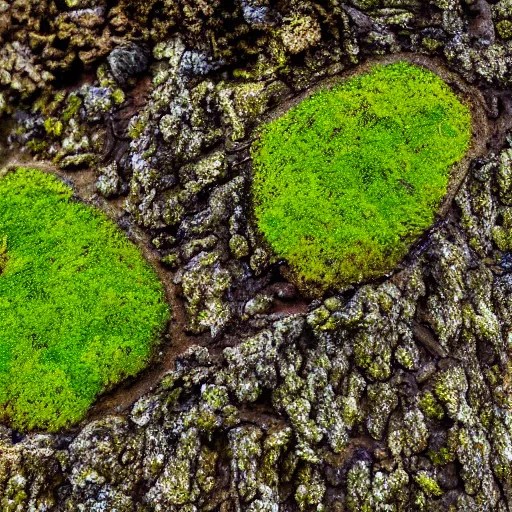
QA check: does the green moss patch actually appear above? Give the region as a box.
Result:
[0,168,169,431]
[251,62,472,294]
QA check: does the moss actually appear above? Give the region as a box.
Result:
[43,117,63,137]
[251,62,471,294]
[414,471,443,497]
[0,168,169,431]
[62,94,82,122]
[0,236,7,273]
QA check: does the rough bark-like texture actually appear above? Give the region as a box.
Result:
[1,0,512,510]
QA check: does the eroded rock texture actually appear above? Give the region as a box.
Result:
[1,0,512,510]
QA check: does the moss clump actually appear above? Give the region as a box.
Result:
[0,168,169,431]
[43,117,63,137]
[0,236,7,273]
[62,93,82,122]
[251,62,471,293]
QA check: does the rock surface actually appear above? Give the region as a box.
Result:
[1,0,512,510]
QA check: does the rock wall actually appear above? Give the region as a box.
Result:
[1,0,512,510]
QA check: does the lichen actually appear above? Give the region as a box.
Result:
[414,471,443,497]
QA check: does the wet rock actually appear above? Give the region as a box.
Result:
[107,43,150,86]
[96,161,123,197]
[2,0,512,510]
